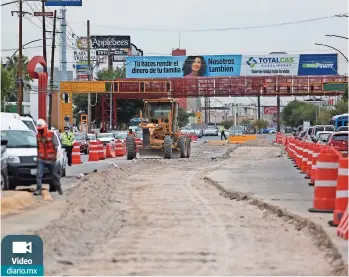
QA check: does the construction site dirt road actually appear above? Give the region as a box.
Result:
[2,140,346,276]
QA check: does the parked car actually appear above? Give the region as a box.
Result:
[20,114,37,134]
[327,132,348,152]
[87,133,97,142]
[74,132,89,154]
[1,112,67,190]
[310,125,335,140]
[97,132,116,146]
[229,126,244,136]
[302,127,314,141]
[203,125,218,136]
[337,126,348,132]
[113,131,128,142]
[295,130,307,141]
[312,131,332,145]
[1,139,9,190]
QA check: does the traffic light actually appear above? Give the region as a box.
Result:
[263,85,267,94]
[287,85,291,93]
[140,82,145,92]
[166,81,171,92]
[310,85,314,92]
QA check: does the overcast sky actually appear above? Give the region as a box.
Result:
[1,0,348,105]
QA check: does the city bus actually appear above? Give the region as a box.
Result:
[330,113,348,130]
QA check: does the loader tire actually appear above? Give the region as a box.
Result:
[164,136,173,159]
[179,136,187,158]
[186,139,191,158]
[126,135,136,160]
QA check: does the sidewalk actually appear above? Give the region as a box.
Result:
[206,145,348,269]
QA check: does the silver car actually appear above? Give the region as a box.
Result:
[203,126,218,136]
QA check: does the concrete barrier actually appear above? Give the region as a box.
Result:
[228,135,247,144]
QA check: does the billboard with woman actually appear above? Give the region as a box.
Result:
[125,55,242,78]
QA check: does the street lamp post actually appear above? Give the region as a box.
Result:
[314,43,348,62]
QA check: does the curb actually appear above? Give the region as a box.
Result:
[1,189,53,218]
[204,176,348,276]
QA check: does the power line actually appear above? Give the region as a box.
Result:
[69,13,348,33]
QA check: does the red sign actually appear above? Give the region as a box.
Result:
[77,74,88,79]
[264,106,277,115]
[34,11,54,17]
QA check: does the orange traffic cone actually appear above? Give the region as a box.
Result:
[114,140,124,156]
[106,143,116,158]
[337,206,348,240]
[329,157,348,226]
[309,148,340,213]
[72,142,82,165]
[88,141,99,162]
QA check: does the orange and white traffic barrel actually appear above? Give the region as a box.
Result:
[72,142,82,165]
[88,141,99,162]
[329,157,348,226]
[309,144,322,186]
[309,148,340,213]
[97,140,105,160]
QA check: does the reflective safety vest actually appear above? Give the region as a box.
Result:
[37,131,57,162]
[61,132,74,146]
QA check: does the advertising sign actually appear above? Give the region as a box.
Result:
[126,55,242,78]
[34,11,53,16]
[241,55,300,76]
[90,36,130,49]
[264,106,277,115]
[73,50,96,61]
[298,54,337,76]
[45,0,82,6]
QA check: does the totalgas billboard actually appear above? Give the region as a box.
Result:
[125,54,338,78]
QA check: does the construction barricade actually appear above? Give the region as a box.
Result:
[105,143,116,158]
[88,141,99,162]
[72,142,82,165]
[309,148,340,213]
[337,207,348,240]
[97,140,105,160]
[114,140,126,156]
[309,144,322,186]
[228,135,247,144]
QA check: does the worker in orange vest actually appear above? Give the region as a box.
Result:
[34,119,63,195]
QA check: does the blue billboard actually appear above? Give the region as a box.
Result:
[45,0,82,6]
[298,54,338,76]
[126,55,242,78]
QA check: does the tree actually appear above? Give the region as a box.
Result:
[252,119,268,131]
[220,120,234,129]
[178,108,193,127]
[282,100,318,127]
[1,55,32,104]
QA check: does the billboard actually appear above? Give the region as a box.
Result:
[298,54,338,76]
[125,54,338,78]
[126,55,242,78]
[90,36,131,49]
[241,55,300,76]
[45,0,82,6]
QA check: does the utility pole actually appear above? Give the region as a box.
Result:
[108,46,113,131]
[87,20,91,129]
[257,95,261,119]
[60,6,67,81]
[42,0,47,72]
[48,10,57,129]
[11,0,30,114]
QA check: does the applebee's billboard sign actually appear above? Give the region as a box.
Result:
[90,36,130,49]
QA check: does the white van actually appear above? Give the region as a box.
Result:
[20,114,37,134]
[1,112,67,190]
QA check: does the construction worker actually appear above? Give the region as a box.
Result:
[35,119,63,195]
[219,125,227,140]
[61,126,75,166]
